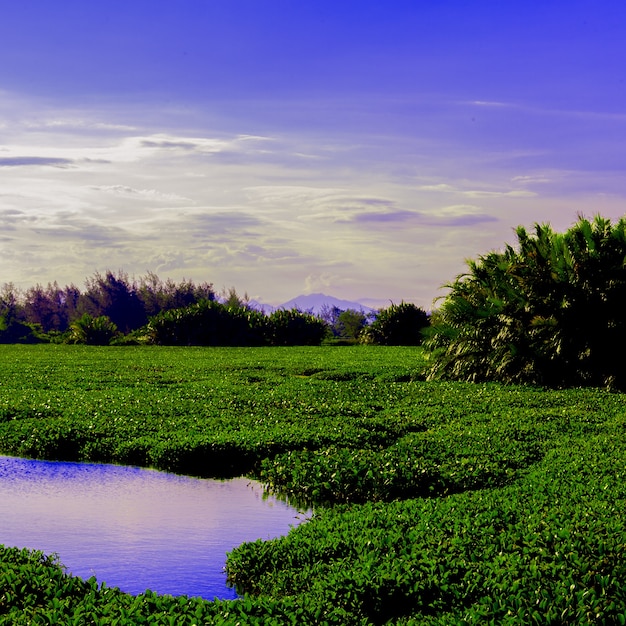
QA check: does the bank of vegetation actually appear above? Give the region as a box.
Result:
[2,215,626,623]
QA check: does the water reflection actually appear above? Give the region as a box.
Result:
[0,455,310,600]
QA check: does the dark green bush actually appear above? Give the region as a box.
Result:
[265,309,328,346]
[67,314,119,346]
[426,215,626,388]
[361,302,429,345]
[146,299,267,346]
[0,317,43,344]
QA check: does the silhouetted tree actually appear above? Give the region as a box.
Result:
[137,272,215,316]
[318,304,343,330]
[22,282,79,332]
[0,283,22,323]
[79,271,146,333]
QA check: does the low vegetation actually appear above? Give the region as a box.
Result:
[1,345,625,623]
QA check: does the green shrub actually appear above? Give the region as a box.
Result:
[265,309,328,346]
[426,215,626,388]
[146,299,267,346]
[361,302,429,345]
[0,317,43,344]
[67,314,119,346]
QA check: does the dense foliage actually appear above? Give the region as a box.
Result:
[362,302,429,346]
[1,270,432,347]
[68,314,120,346]
[426,215,626,388]
[319,305,370,342]
[0,271,215,339]
[147,302,328,347]
[1,345,625,623]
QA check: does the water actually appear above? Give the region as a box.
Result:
[0,455,309,600]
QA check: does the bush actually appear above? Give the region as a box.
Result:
[146,299,266,346]
[265,309,328,346]
[0,317,43,344]
[362,302,429,345]
[426,215,626,388]
[67,314,119,346]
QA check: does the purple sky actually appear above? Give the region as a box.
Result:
[1,1,625,308]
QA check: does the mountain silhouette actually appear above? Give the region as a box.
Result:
[277,293,375,315]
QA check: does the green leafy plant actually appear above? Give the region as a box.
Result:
[361,301,429,345]
[426,215,626,388]
[68,314,119,346]
[265,309,328,346]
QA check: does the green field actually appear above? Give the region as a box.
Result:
[1,345,625,624]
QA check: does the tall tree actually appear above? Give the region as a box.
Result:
[79,271,146,333]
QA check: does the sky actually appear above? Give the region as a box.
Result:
[1,1,626,309]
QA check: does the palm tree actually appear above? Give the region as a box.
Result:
[426,215,626,389]
[68,314,118,345]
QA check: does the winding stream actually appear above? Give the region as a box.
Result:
[0,455,309,600]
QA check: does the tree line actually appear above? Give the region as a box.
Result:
[0,271,215,342]
[0,270,430,346]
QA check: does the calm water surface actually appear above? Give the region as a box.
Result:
[0,455,309,600]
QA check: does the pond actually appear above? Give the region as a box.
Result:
[0,455,310,600]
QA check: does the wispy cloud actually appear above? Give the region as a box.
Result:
[0,156,74,168]
[463,189,536,198]
[349,204,497,228]
[2,89,626,307]
[415,182,536,198]
[89,185,192,203]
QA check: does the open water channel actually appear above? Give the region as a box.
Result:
[0,455,310,600]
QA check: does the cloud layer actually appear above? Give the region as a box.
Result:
[1,94,626,308]
[1,1,626,306]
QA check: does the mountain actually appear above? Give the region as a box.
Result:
[276,293,376,315]
[247,299,276,314]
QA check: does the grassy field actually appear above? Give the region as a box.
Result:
[0,345,625,624]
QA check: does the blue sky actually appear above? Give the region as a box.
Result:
[1,1,625,308]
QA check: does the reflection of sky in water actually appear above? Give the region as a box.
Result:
[0,456,310,599]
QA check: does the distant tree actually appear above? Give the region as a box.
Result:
[336,309,368,340]
[0,283,23,324]
[0,271,218,343]
[23,284,59,332]
[136,272,169,318]
[137,272,215,316]
[318,305,369,341]
[79,271,146,333]
[425,215,626,388]
[22,282,78,332]
[318,304,343,330]
[220,286,251,309]
[362,302,429,345]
